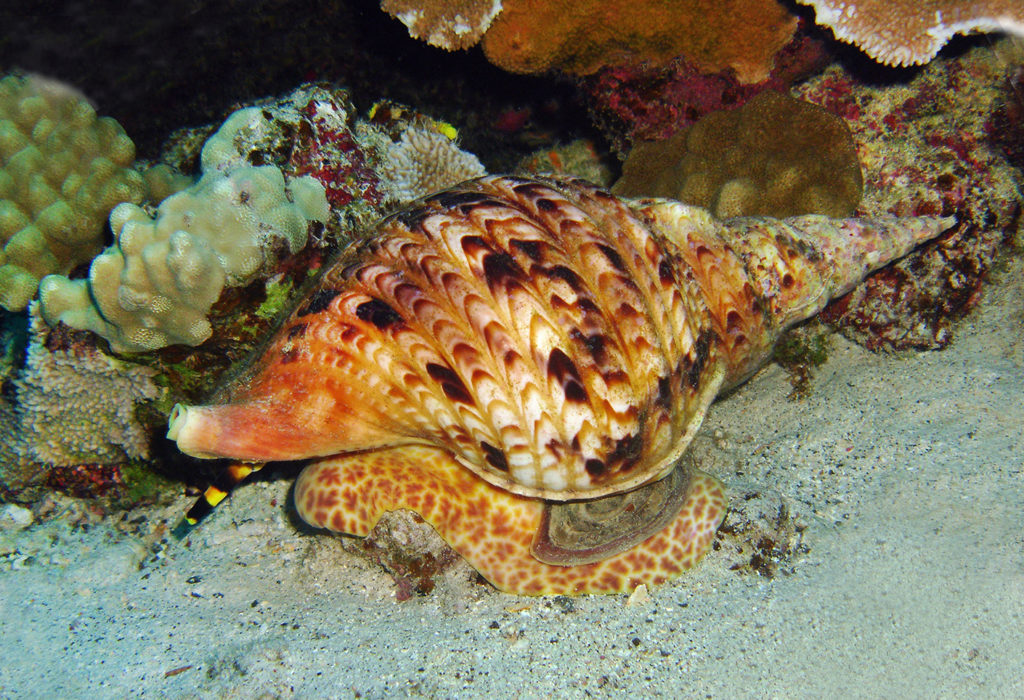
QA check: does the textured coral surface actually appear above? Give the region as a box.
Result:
[797,44,1022,349]
[798,0,1024,66]
[381,0,503,50]
[579,30,830,153]
[0,74,149,311]
[613,91,863,218]
[481,0,797,82]
[0,307,161,497]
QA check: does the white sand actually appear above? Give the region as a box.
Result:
[1,251,1021,698]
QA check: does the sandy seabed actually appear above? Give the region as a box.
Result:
[0,249,1021,698]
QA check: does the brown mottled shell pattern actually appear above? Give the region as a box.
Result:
[247,175,722,499]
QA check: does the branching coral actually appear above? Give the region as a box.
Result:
[0,73,187,312]
[797,0,1024,67]
[480,0,798,82]
[613,91,863,218]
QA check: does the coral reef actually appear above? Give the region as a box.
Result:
[33,90,338,354]
[480,0,797,82]
[579,30,831,154]
[517,139,614,186]
[0,73,187,312]
[0,305,162,497]
[798,42,1022,349]
[38,163,328,353]
[381,0,504,50]
[797,0,1024,67]
[612,90,863,218]
[987,42,1024,172]
[376,123,485,202]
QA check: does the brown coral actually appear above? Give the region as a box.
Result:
[480,0,798,83]
[612,90,863,219]
[798,0,1024,67]
[381,0,503,50]
[0,305,162,498]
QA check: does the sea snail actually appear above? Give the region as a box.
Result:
[168,175,951,595]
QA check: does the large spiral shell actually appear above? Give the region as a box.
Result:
[169,174,951,503]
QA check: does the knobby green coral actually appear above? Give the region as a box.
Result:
[0,73,187,312]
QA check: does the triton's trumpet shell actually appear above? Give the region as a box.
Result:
[169,175,950,594]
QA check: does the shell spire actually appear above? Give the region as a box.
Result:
[632,199,953,387]
[168,175,952,502]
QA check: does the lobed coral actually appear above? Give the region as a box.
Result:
[38,164,328,353]
[36,83,489,355]
[797,0,1024,67]
[613,90,863,219]
[0,73,186,312]
[480,0,798,82]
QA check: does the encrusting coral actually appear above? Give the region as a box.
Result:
[578,34,832,155]
[613,91,863,219]
[797,0,1024,67]
[0,73,187,312]
[480,0,798,82]
[0,305,161,496]
[797,42,1023,350]
[37,106,330,353]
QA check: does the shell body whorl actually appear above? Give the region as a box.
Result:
[169,175,952,502]
[172,175,726,499]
